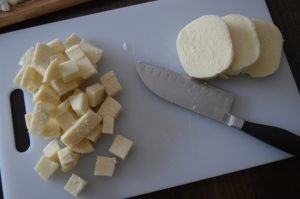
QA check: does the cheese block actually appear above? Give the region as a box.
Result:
[43,139,61,162]
[59,60,81,83]
[100,71,122,97]
[109,134,133,160]
[29,102,54,135]
[76,56,98,80]
[86,83,106,107]
[69,92,89,116]
[64,174,87,197]
[13,65,27,86]
[51,78,79,96]
[47,39,66,55]
[34,155,59,181]
[43,59,61,83]
[50,53,67,64]
[94,156,117,177]
[70,139,95,154]
[61,110,102,147]
[20,66,37,91]
[57,147,80,172]
[79,41,103,64]
[245,20,283,77]
[176,15,234,79]
[64,33,81,49]
[32,43,51,75]
[86,124,102,143]
[102,117,114,134]
[97,96,122,119]
[29,72,43,94]
[54,109,77,131]
[65,45,85,61]
[42,118,62,139]
[33,85,60,105]
[222,14,260,74]
[19,47,35,67]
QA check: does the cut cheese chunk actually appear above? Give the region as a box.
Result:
[176,15,233,78]
[32,43,51,75]
[25,113,32,130]
[30,72,43,93]
[13,65,27,86]
[43,139,61,162]
[43,59,61,83]
[19,47,35,67]
[20,66,37,90]
[79,41,103,64]
[54,109,77,131]
[222,14,260,74]
[245,20,283,77]
[100,71,122,97]
[109,134,133,160]
[64,33,81,48]
[76,56,97,80]
[29,102,54,135]
[102,117,114,134]
[50,53,67,64]
[42,118,62,139]
[51,78,79,96]
[47,39,66,54]
[34,155,59,181]
[70,139,94,154]
[94,156,117,176]
[33,85,60,105]
[61,110,102,147]
[64,174,87,197]
[97,96,122,119]
[86,124,102,143]
[59,60,81,83]
[58,147,80,172]
[69,92,89,116]
[86,83,106,107]
[65,44,85,61]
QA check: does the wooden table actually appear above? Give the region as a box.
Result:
[1,0,300,198]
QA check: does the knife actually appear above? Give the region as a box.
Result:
[136,62,300,157]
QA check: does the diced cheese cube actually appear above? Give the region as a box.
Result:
[47,39,66,54]
[109,134,133,160]
[51,78,79,96]
[29,72,43,93]
[34,155,59,181]
[94,156,117,177]
[43,139,61,162]
[13,65,27,86]
[97,96,122,119]
[19,47,35,67]
[25,113,32,130]
[61,110,102,147]
[86,124,102,143]
[86,83,106,107]
[102,117,114,134]
[33,85,60,105]
[43,59,61,83]
[70,139,94,154]
[58,147,80,172]
[100,71,122,97]
[20,66,37,90]
[59,60,80,83]
[50,53,67,64]
[69,93,89,116]
[42,118,62,139]
[53,100,70,116]
[54,109,77,131]
[79,41,103,64]
[64,33,81,48]
[64,174,87,197]
[29,102,54,135]
[32,43,51,75]
[65,45,85,61]
[76,56,97,80]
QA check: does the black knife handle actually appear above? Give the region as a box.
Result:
[241,121,300,157]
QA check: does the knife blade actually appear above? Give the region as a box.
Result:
[136,61,300,157]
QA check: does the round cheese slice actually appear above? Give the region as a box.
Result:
[176,15,233,79]
[222,14,261,74]
[245,20,283,78]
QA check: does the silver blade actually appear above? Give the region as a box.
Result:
[136,62,234,123]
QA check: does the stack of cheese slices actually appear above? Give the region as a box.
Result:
[14,33,133,197]
[176,14,284,79]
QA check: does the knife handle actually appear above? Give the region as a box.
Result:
[242,121,300,157]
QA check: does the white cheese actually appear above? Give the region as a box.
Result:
[100,71,122,97]
[109,134,133,160]
[102,117,114,135]
[34,155,59,181]
[64,174,87,197]
[94,156,117,177]
[86,83,106,107]
[97,96,122,119]
[79,41,103,64]
[43,139,61,162]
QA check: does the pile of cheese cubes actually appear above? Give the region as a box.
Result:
[13,33,133,197]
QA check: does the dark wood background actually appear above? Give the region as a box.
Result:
[1,0,300,198]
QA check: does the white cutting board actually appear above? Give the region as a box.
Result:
[1,0,300,198]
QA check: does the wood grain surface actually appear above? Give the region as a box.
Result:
[1,0,300,199]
